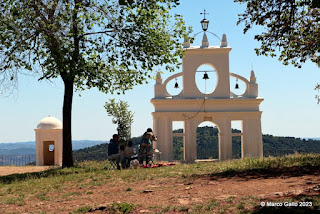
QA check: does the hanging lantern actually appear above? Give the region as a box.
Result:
[200,9,209,31]
[235,78,239,89]
[174,78,179,89]
[201,19,209,31]
[203,72,209,80]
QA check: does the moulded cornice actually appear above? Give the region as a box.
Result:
[184,46,232,54]
[34,129,63,131]
[151,111,263,119]
[150,98,264,105]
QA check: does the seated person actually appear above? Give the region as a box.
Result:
[107,134,120,169]
[122,141,135,168]
[138,132,152,165]
[125,141,135,158]
[119,145,126,168]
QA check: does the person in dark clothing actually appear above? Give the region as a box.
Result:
[107,134,120,169]
[108,134,119,156]
[138,132,153,165]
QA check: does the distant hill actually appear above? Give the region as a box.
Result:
[73,143,109,162]
[304,138,320,141]
[0,148,36,155]
[72,127,320,162]
[0,140,105,155]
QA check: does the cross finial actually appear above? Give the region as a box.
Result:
[200,9,209,19]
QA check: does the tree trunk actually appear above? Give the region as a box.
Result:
[62,78,74,167]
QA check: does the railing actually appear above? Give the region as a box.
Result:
[0,154,36,166]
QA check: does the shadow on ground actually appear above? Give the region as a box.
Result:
[194,165,320,181]
[0,168,70,184]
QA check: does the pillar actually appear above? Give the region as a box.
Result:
[160,117,173,161]
[152,115,159,150]
[155,116,166,160]
[242,117,263,158]
[184,119,197,162]
[218,118,232,160]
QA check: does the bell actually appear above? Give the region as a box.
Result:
[174,82,179,89]
[203,72,209,80]
[235,78,239,89]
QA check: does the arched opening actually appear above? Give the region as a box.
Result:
[172,121,184,161]
[43,141,54,165]
[196,121,219,160]
[195,64,217,95]
[230,76,247,97]
[166,76,183,97]
[231,120,243,159]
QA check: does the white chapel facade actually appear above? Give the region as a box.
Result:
[151,18,264,162]
[35,116,63,166]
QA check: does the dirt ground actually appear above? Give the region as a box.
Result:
[1,166,320,213]
[0,166,52,176]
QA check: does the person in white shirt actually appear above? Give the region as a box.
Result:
[125,141,135,158]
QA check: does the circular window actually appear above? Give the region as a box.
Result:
[230,76,247,97]
[195,64,217,95]
[166,76,183,97]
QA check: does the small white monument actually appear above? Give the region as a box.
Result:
[35,116,62,166]
[151,15,264,162]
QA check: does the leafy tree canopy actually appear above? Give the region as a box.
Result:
[0,0,190,167]
[235,0,319,68]
[0,0,189,93]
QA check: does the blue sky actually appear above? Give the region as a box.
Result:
[0,0,319,143]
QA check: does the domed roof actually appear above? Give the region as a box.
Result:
[37,116,62,129]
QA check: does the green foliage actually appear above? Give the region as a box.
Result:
[0,0,190,93]
[105,99,134,143]
[236,203,245,210]
[73,143,109,162]
[315,83,320,104]
[174,206,189,212]
[71,206,92,214]
[173,126,248,160]
[235,0,320,68]
[236,0,320,104]
[205,200,220,211]
[107,202,135,214]
[262,134,320,157]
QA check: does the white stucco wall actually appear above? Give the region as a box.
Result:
[151,36,264,162]
[35,116,63,166]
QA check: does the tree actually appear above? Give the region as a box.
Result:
[0,0,189,167]
[235,0,319,68]
[235,0,319,103]
[105,99,134,143]
[316,83,320,104]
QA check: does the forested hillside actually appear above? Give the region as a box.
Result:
[73,127,320,162]
[73,143,109,162]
